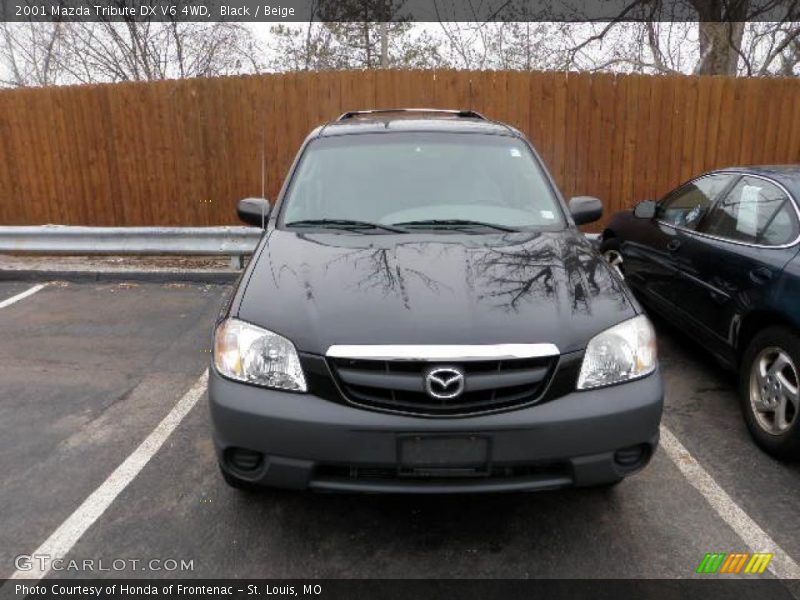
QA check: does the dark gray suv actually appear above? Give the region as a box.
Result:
[210,109,663,493]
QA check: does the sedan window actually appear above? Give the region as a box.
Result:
[700,176,799,246]
[657,174,733,230]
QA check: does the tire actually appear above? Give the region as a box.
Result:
[739,326,800,461]
[599,237,624,278]
[219,463,261,492]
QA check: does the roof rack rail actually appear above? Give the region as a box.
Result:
[336,108,487,121]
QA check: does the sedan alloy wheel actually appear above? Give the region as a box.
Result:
[749,346,799,435]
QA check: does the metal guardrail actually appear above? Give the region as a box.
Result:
[0,225,263,256]
[0,225,601,261]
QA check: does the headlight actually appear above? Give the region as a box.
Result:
[577,315,657,390]
[213,318,307,392]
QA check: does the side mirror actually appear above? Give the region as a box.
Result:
[633,200,657,219]
[569,196,603,226]
[237,197,271,228]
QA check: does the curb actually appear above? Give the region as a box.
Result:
[0,269,241,284]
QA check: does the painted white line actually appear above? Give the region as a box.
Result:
[660,424,800,579]
[0,284,46,309]
[11,370,209,581]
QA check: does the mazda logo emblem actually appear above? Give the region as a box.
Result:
[424,366,465,400]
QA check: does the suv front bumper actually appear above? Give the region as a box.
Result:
[209,368,663,493]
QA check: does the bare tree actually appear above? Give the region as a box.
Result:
[436,21,492,69]
[267,22,342,71]
[54,19,261,83]
[563,0,800,76]
[1,22,65,87]
[484,22,569,70]
[433,0,495,70]
[266,1,445,71]
[1,6,262,87]
[742,19,800,75]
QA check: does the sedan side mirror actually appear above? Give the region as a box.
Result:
[568,196,603,226]
[633,200,657,219]
[237,197,271,228]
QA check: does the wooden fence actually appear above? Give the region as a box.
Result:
[1,70,799,231]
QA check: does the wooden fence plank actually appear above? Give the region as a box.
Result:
[739,77,761,167]
[715,76,739,170]
[679,75,700,183]
[643,75,665,201]
[786,79,800,163]
[633,74,653,203]
[652,74,673,199]
[527,71,548,164]
[590,73,615,208]
[691,75,712,178]
[703,76,725,174]
[608,75,627,211]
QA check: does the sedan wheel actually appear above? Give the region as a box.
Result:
[599,239,624,279]
[604,249,624,275]
[749,347,799,435]
[740,326,800,460]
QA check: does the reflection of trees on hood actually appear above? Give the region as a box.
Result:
[471,233,557,311]
[266,243,439,309]
[473,232,628,315]
[330,244,448,310]
[267,261,318,303]
[559,234,629,315]
[560,236,596,315]
[274,231,628,315]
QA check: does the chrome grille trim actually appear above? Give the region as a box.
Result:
[326,343,560,361]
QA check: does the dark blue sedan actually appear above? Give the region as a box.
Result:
[602,166,800,459]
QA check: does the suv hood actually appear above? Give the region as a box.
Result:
[236,229,637,355]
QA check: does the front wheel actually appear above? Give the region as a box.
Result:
[599,238,624,278]
[739,326,800,460]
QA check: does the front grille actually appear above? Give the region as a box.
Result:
[329,356,556,415]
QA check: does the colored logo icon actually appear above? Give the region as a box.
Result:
[696,552,773,574]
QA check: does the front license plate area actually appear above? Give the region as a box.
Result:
[398,435,490,477]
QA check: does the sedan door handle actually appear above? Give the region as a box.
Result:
[666,239,681,252]
[749,267,773,285]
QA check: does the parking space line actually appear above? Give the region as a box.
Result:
[0,284,46,309]
[660,425,800,579]
[10,370,209,582]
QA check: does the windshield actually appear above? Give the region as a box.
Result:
[280,133,566,231]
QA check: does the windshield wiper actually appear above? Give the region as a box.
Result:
[284,219,407,233]
[390,219,517,232]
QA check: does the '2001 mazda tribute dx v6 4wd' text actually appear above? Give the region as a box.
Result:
[210,109,663,493]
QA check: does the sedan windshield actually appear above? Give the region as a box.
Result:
[280,133,565,231]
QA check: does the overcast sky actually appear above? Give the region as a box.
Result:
[3,21,795,86]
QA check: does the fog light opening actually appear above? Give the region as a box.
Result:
[614,444,649,470]
[224,447,264,474]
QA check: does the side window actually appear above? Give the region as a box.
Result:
[658,174,732,230]
[701,176,799,245]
